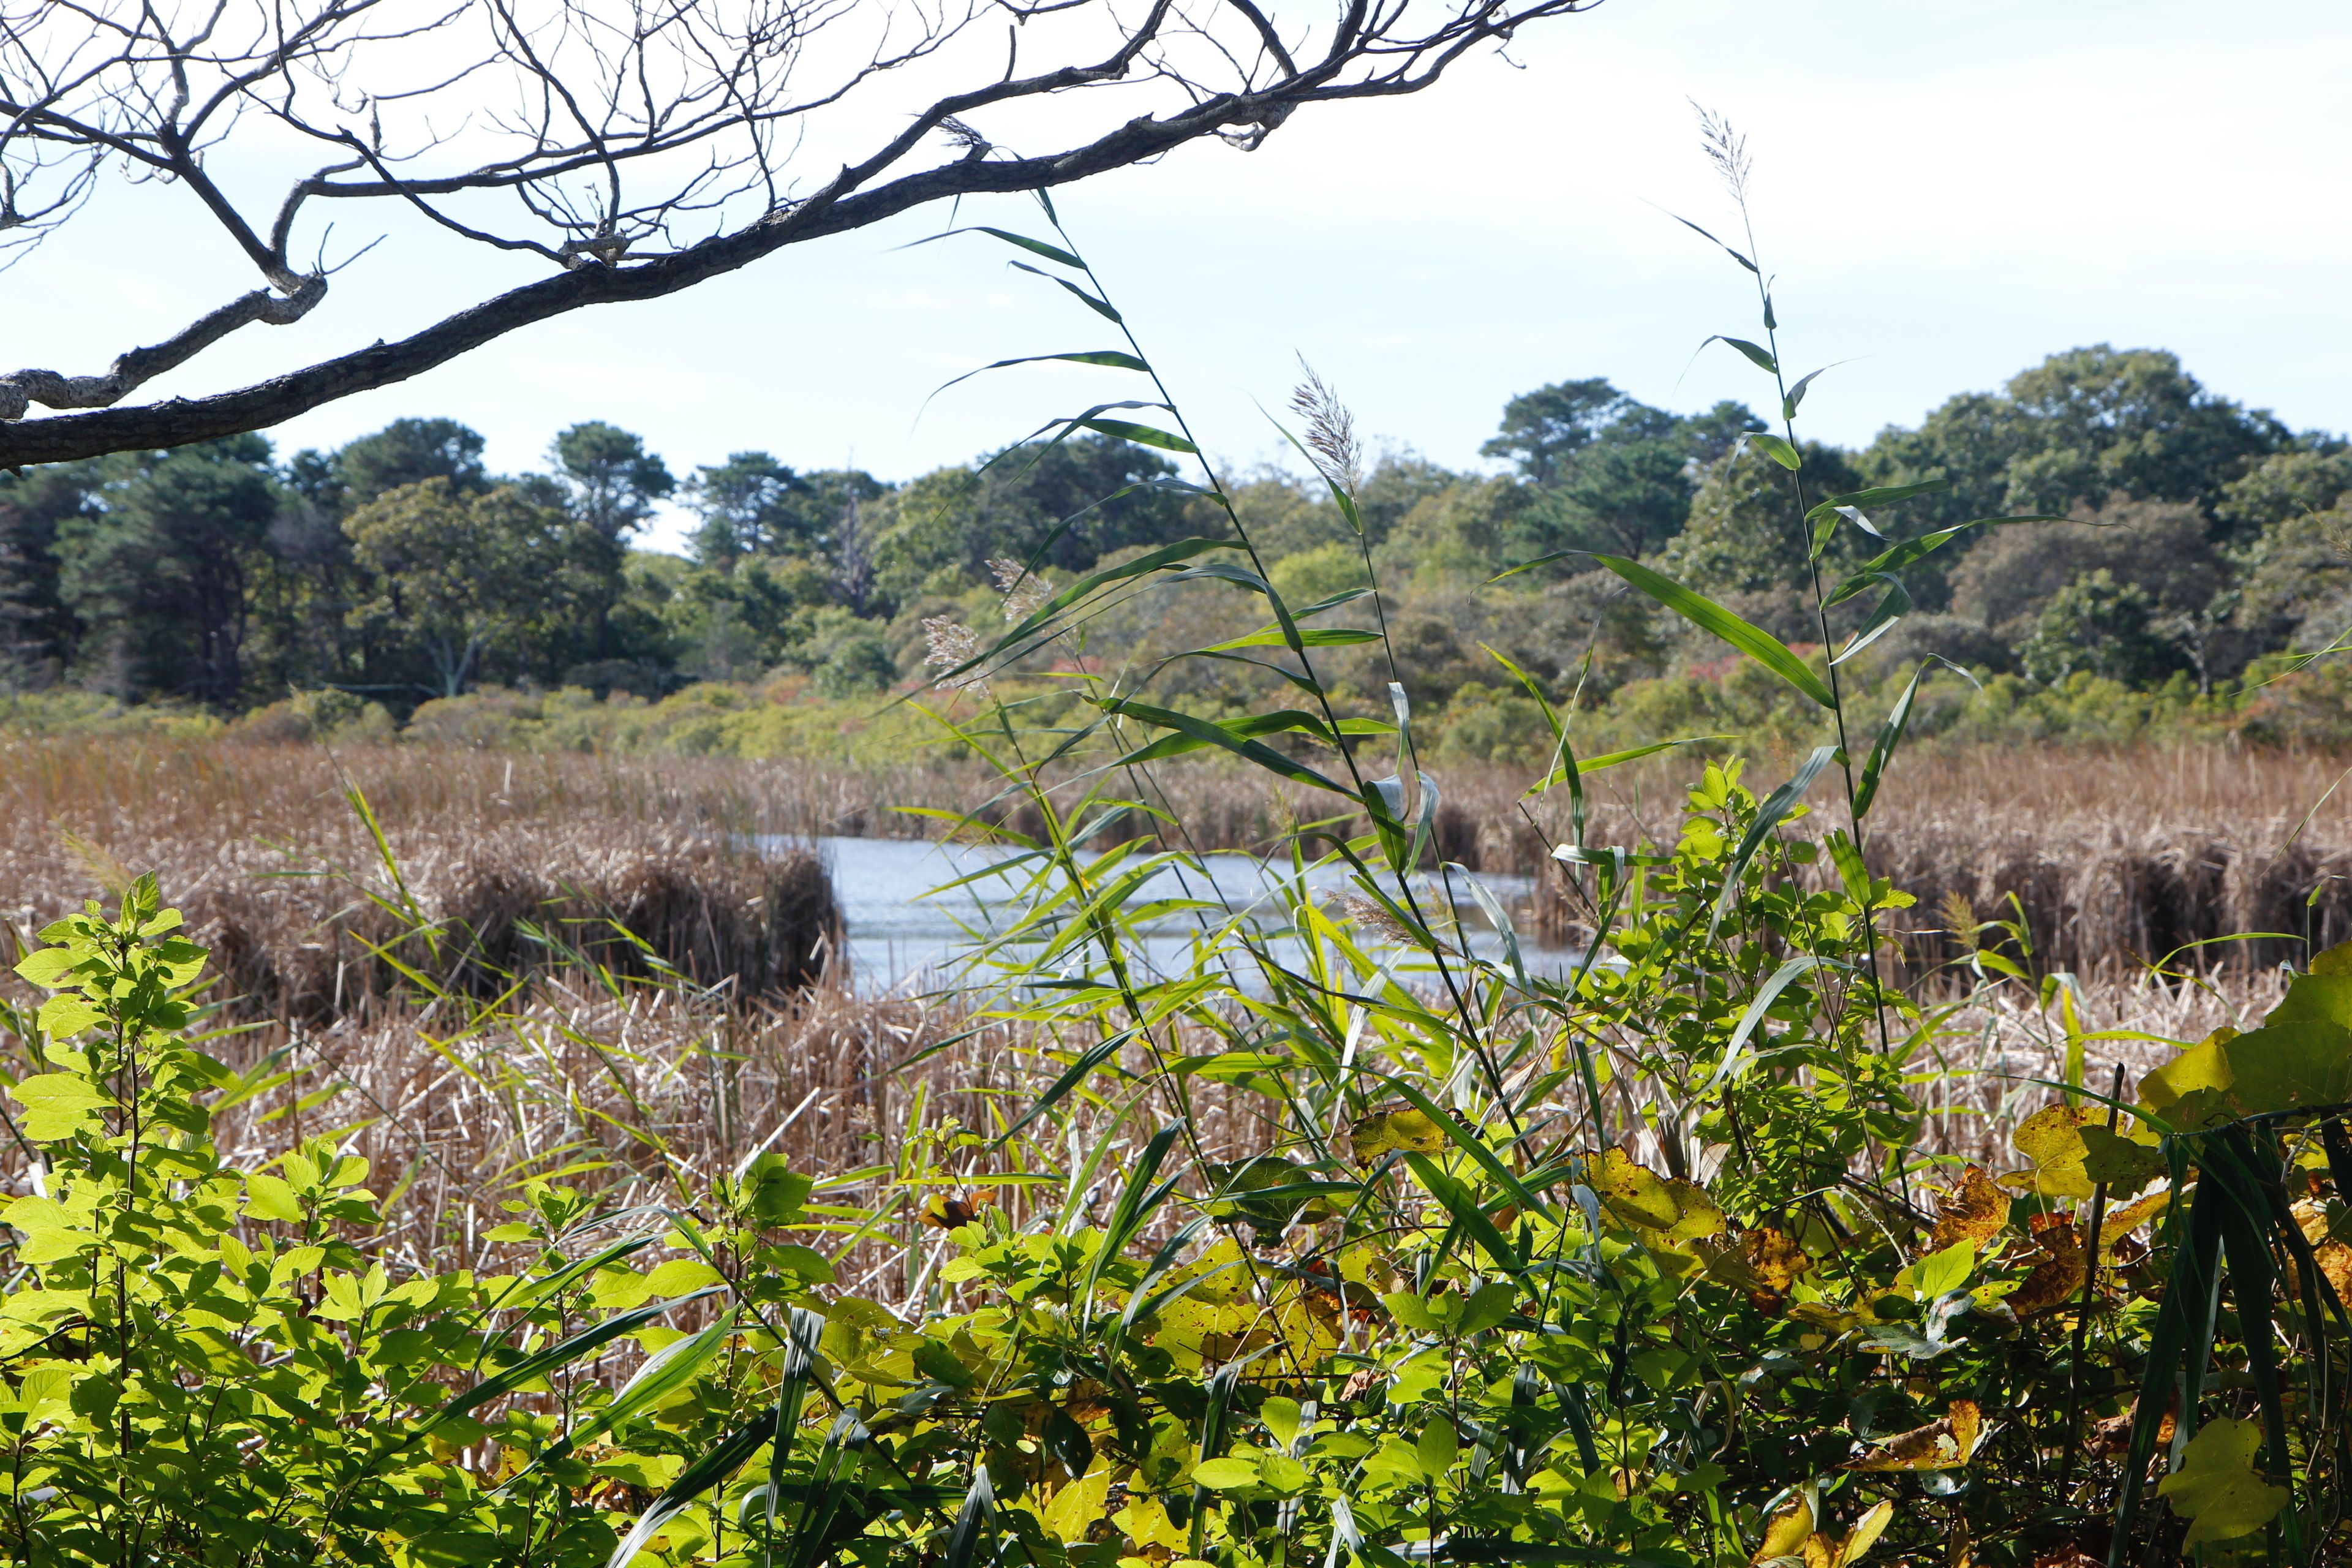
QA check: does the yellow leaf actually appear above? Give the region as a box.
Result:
[1842,1401,1981,1471]
[1349,1104,1446,1164]
[1929,1166,2011,1252]
[1594,1148,1678,1228]
[1787,1302,1858,1335]
[1690,1234,1758,1290]
[2310,1241,2352,1308]
[1837,1499,1894,1566]
[1042,1468,1112,1544]
[2138,1033,2236,1128]
[2100,1188,2176,1246]
[1112,1494,1188,1554]
[2001,1106,2094,1200]
[2158,1417,2290,1546]
[1592,1149,1725,1240]
[1754,1494,1814,1564]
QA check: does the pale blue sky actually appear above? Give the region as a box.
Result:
[9,0,2346,552]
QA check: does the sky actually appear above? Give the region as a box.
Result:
[8,0,2350,554]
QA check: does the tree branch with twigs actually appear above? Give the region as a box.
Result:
[0,0,1604,467]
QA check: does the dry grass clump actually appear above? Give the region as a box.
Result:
[173,974,1283,1298]
[1864,747,2352,976]
[0,736,845,1016]
[11,730,2352,1005]
[184,955,2252,1305]
[1518,745,2352,974]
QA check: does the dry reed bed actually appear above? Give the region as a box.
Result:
[183,963,2262,1308]
[0,736,847,1018]
[9,734,2352,1000]
[187,979,1294,1298]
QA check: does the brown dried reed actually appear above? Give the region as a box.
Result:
[1513,744,2352,977]
[0,735,848,1019]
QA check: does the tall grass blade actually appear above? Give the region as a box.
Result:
[1590,555,1835,708]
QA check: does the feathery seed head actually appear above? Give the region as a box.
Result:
[922,617,990,694]
[987,557,1052,622]
[1289,361,1362,499]
[1692,100,1752,205]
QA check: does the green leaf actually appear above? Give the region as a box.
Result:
[918,224,1085,268]
[1668,212,1760,273]
[1749,432,1802,470]
[981,537,1243,660]
[244,1172,307,1223]
[1898,1240,1975,1300]
[13,947,82,987]
[2266,962,2352,1033]
[1782,368,1826,420]
[941,1469,997,1568]
[1454,1281,1519,1337]
[1525,735,1728,800]
[1113,709,1388,766]
[2158,1417,2291,1545]
[1382,1290,1445,1335]
[1590,554,1836,708]
[1707,334,1777,373]
[547,1310,739,1465]
[1371,1076,1557,1221]
[1006,260,1121,320]
[35,995,104,1039]
[2219,1019,2352,1115]
[1078,417,1196,453]
[1098,698,1349,794]
[1193,1457,1261,1491]
[996,1028,1139,1145]
[1404,1153,1525,1273]
[930,349,1150,400]
[606,1398,784,1568]
[1804,481,1950,521]
[1830,576,1910,666]
[438,1285,724,1428]
[1415,1418,1460,1482]
[1716,745,1839,929]
[1826,514,2067,606]
[1204,625,1381,652]
[1082,1119,1184,1312]
[2080,1125,2166,1189]
[1855,658,1973,818]
[9,1072,108,1139]
[1707,954,1829,1091]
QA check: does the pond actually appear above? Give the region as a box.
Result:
[783,835,1585,993]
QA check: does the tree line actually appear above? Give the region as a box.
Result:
[0,343,2342,720]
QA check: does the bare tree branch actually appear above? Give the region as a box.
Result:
[0,0,1604,467]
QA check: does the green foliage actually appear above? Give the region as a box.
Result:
[57,437,279,708]
[556,421,678,544]
[2018,569,2193,687]
[345,478,620,699]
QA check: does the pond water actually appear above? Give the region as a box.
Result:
[781,835,1584,993]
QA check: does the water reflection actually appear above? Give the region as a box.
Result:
[771,835,1582,994]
